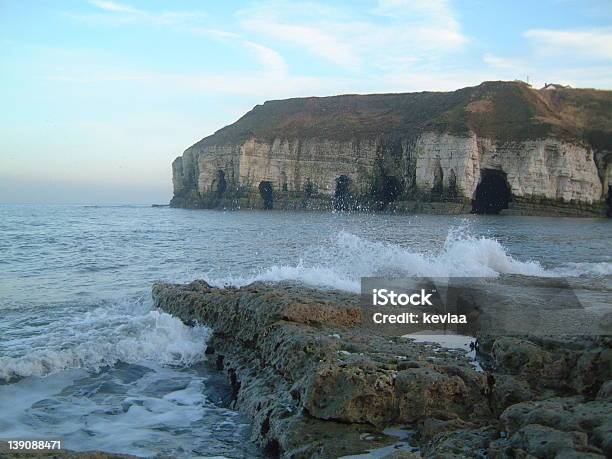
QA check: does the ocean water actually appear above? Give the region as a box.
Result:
[1,204,610,457]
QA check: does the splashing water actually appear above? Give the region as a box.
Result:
[204,227,607,293]
[0,301,210,382]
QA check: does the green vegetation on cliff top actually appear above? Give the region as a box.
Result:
[193,81,612,148]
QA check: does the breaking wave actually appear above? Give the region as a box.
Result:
[205,229,611,293]
[0,299,210,382]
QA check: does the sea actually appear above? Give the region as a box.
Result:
[1,204,610,457]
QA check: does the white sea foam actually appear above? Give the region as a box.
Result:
[0,306,210,382]
[549,262,612,277]
[203,229,590,293]
[0,364,252,457]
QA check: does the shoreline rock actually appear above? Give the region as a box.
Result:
[152,280,611,458]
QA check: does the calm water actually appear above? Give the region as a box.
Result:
[1,204,611,457]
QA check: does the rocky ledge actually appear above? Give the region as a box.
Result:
[152,281,612,458]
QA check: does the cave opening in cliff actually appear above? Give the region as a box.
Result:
[431,162,444,198]
[258,181,274,209]
[377,175,402,208]
[213,170,227,195]
[334,175,353,211]
[472,169,511,214]
[304,178,314,197]
[607,186,612,217]
[447,169,458,198]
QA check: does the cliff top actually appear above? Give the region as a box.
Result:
[191,81,612,149]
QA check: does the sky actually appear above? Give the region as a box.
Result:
[1,0,612,204]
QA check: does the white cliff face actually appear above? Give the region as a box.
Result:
[413,133,603,204]
[179,138,378,197]
[413,133,481,198]
[237,138,378,195]
[171,157,184,195]
[495,140,602,203]
[172,131,607,212]
[195,145,240,193]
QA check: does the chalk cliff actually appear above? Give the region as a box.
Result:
[170,81,612,216]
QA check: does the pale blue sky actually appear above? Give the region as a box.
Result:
[1,0,611,204]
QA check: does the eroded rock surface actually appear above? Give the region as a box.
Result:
[152,281,611,458]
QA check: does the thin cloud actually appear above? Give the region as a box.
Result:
[58,0,612,95]
[479,26,612,88]
[70,2,287,77]
[238,0,468,72]
[72,0,469,78]
[483,53,527,70]
[243,41,288,75]
[73,1,207,27]
[187,27,288,75]
[240,18,359,70]
[89,1,142,14]
[524,27,612,61]
[373,0,460,29]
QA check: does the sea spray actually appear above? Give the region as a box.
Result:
[202,226,557,292]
